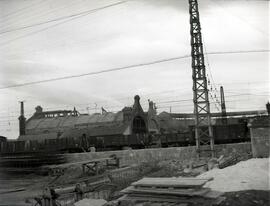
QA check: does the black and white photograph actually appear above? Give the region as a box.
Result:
[0,0,269,205]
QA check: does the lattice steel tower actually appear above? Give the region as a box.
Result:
[188,0,214,156]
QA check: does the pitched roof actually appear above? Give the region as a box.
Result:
[25,111,124,131]
[60,123,129,138]
[21,95,153,139]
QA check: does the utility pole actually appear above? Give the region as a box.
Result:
[188,0,214,157]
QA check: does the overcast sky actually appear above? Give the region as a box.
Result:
[0,0,269,138]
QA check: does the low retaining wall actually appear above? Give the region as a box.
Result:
[64,143,252,166]
[250,128,270,158]
[248,116,270,158]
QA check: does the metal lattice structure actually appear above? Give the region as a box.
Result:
[188,0,214,156]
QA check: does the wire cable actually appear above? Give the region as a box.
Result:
[0,1,126,35]
[0,0,87,27]
[0,49,269,90]
[0,55,190,90]
[0,0,44,20]
[0,1,127,47]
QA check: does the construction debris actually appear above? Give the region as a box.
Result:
[30,164,143,206]
[1,154,267,206]
[44,156,120,177]
[117,177,225,206]
[217,153,240,169]
[31,175,115,205]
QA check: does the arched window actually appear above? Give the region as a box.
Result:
[132,116,146,134]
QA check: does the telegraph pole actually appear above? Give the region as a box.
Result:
[188,0,214,157]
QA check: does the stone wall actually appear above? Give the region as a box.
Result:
[248,116,270,158]
[64,143,252,166]
[250,128,270,158]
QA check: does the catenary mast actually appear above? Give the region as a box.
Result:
[188,0,214,157]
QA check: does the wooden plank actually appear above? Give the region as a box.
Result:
[54,178,111,195]
[0,167,38,173]
[0,204,30,206]
[132,177,212,188]
[109,166,134,173]
[0,188,25,194]
[121,186,210,197]
[44,157,112,169]
[120,193,210,204]
[119,194,183,203]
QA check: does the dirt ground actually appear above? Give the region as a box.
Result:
[0,158,269,206]
[0,172,50,206]
[112,190,270,206]
[220,190,270,206]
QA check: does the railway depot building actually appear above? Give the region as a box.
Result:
[1,96,265,154]
[17,95,160,151]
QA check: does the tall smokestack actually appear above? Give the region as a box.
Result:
[220,86,227,124]
[18,101,26,136]
[266,102,270,115]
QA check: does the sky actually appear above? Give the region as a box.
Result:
[0,0,269,139]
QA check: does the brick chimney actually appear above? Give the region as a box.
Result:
[18,101,26,136]
[266,102,270,115]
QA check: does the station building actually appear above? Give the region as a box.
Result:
[18,95,160,149]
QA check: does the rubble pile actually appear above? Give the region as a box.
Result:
[146,158,209,178]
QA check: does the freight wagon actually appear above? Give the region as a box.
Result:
[0,122,250,155]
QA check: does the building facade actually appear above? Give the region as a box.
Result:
[17,95,160,150]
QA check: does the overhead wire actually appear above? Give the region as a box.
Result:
[0,1,125,35]
[0,49,269,90]
[202,37,220,111]
[0,0,45,20]
[0,88,267,118]
[0,55,190,90]
[0,89,191,115]
[207,50,270,55]
[0,0,87,28]
[0,0,269,134]
[0,1,127,47]
[0,93,267,120]
[0,2,268,108]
